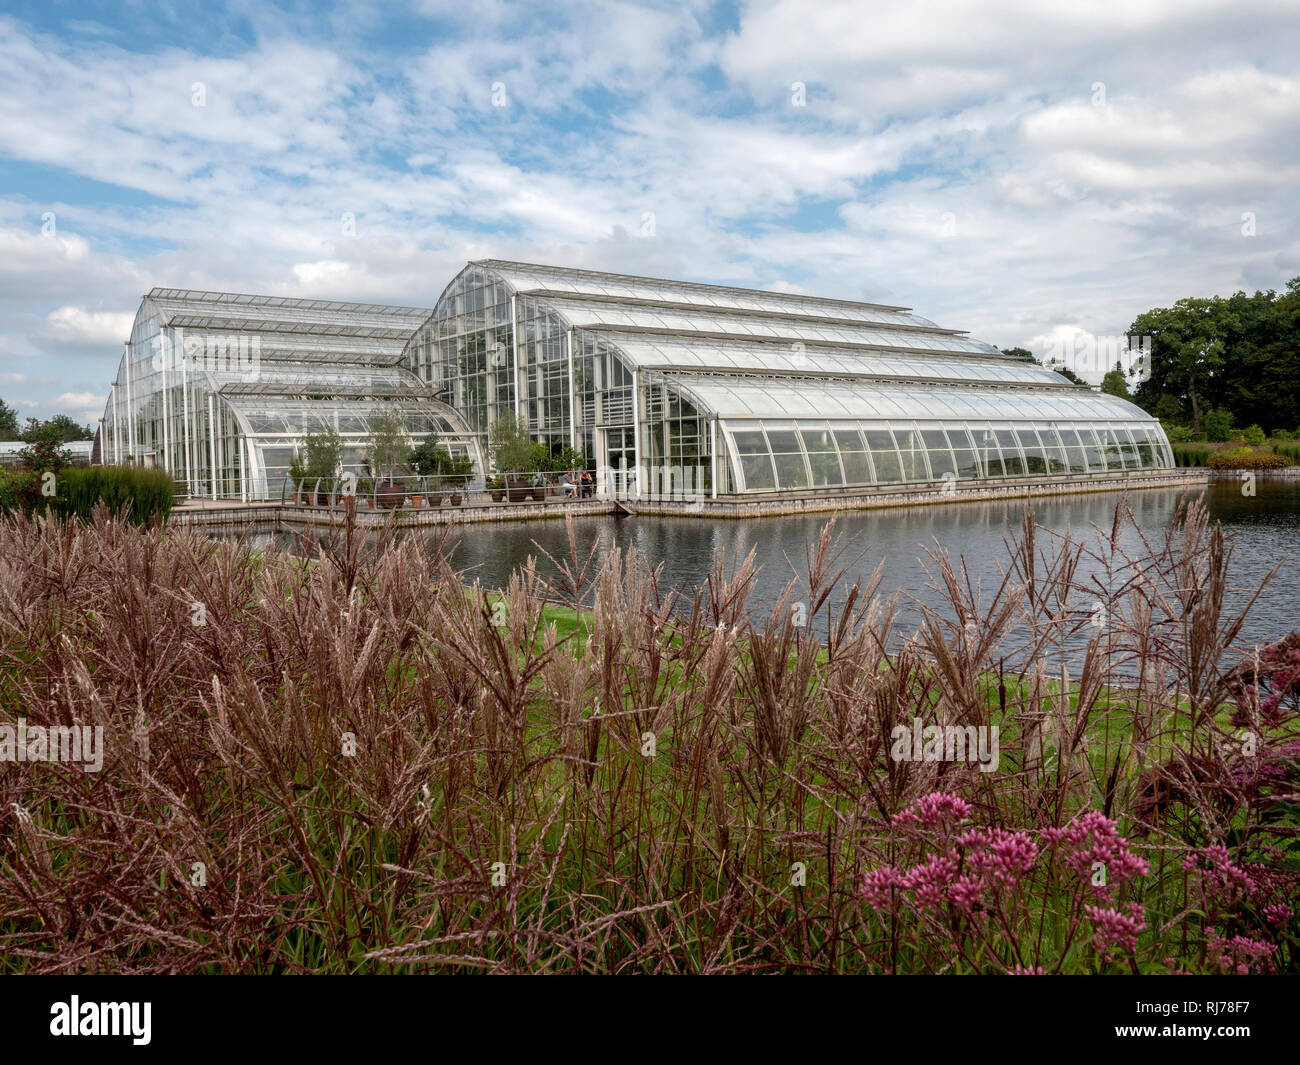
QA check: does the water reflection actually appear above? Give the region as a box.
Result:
[248,481,1300,650]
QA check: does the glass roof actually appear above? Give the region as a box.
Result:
[476,260,933,329]
[535,296,1000,357]
[147,288,429,319]
[601,333,1064,385]
[668,375,1161,424]
[222,395,473,437]
[213,362,424,389]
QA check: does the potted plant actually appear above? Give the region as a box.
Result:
[410,492,424,508]
[376,480,405,509]
[487,474,505,503]
[448,483,463,506]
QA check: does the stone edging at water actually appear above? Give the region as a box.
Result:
[169,469,1210,533]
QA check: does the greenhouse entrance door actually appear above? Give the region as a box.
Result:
[598,426,636,499]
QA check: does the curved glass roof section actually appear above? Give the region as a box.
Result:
[667,375,1159,424]
[224,395,472,438]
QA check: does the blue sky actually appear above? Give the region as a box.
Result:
[1,0,1298,426]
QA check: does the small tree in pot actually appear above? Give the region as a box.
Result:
[289,426,343,505]
[366,406,411,508]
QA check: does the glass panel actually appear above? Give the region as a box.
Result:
[995,429,1024,476]
[772,451,810,489]
[834,429,866,453]
[840,448,873,485]
[800,427,843,486]
[1117,428,1140,468]
[1059,427,1088,473]
[894,426,930,481]
[863,429,902,483]
[740,452,775,490]
[732,430,769,455]
[1101,428,1125,470]
[1015,429,1048,474]
[951,448,980,478]
[765,430,801,454]
[973,429,1003,476]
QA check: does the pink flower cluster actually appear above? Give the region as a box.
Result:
[1206,930,1277,975]
[1263,903,1292,927]
[900,853,959,909]
[1181,844,1258,906]
[863,796,1038,918]
[893,792,972,828]
[1084,902,1146,960]
[959,827,1039,886]
[1042,811,1149,898]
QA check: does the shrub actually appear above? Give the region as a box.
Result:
[0,469,44,514]
[17,423,74,472]
[1206,448,1287,470]
[1243,424,1267,446]
[1163,422,1194,443]
[1205,408,1233,443]
[1273,429,1295,440]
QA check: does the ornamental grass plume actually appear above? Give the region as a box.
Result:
[0,498,1295,974]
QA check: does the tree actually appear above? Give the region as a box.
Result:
[288,426,344,485]
[365,407,410,482]
[0,399,21,440]
[1048,363,1087,386]
[1001,347,1034,361]
[1101,361,1132,400]
[23,414,94,442]
[1129,297,1233,435]
[409,437,448,476]
[18,423,74,472]
[488,412,542,474]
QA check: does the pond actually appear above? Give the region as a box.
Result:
[256,480,1300,653]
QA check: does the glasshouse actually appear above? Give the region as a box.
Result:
[99,264,1172,502]
[99,288,482,500]
[401,260,1173,497]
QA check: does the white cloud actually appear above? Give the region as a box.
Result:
[45,306,134,344]
[0,1,1294,418]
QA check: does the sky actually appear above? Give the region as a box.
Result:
[0,0,1298,428]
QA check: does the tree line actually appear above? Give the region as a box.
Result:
[0,399,96,443]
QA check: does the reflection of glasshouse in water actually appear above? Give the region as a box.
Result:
[99,288,482,500]
[403,261,1173,497]
[101,265,1172,501]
